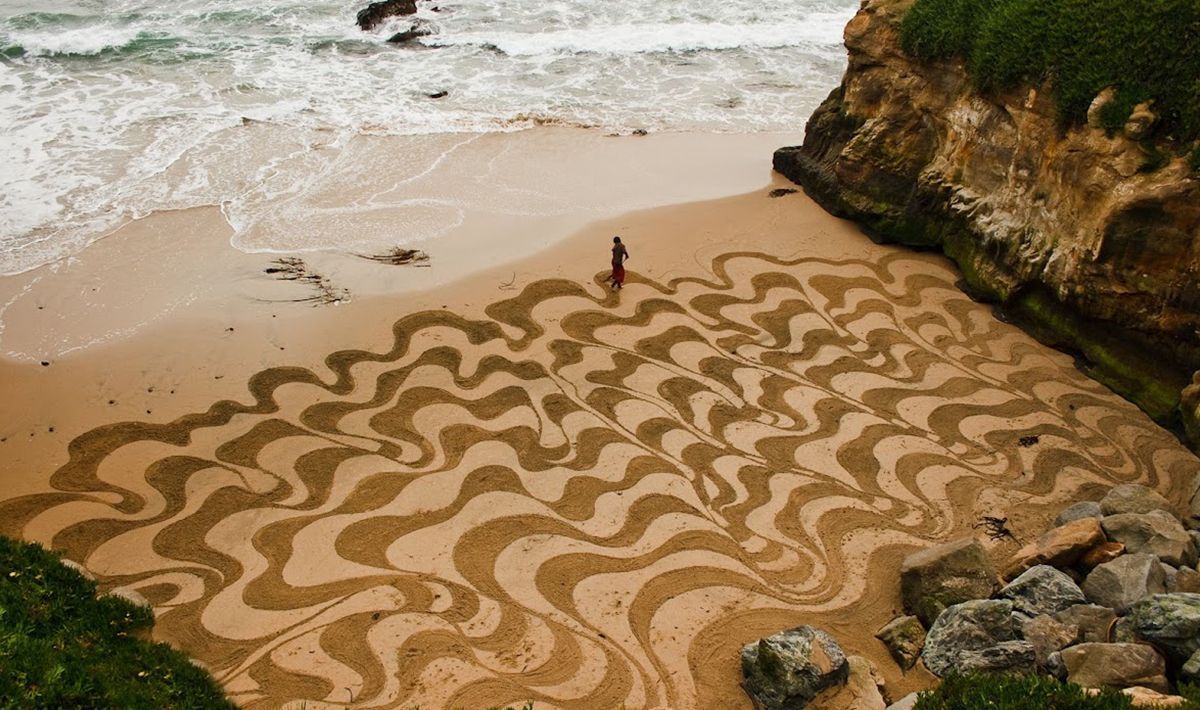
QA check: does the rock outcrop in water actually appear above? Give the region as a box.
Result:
[356,0,418,31]
[775,0,1200,443]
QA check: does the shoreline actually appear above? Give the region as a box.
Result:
[2,127,1197,708]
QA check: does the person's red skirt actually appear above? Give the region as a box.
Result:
[611,265,625,285]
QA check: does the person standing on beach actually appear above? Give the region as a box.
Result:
[611,236,630,289]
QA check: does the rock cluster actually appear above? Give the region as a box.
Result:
[355,0,441,44]
[741,483,1200,709]
[881,484,1199,707]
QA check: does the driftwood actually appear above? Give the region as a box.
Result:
[974,515,1016,542]
[357,247,431,266]
[263,257,349,305]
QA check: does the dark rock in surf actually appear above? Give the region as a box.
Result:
[356,0,418,31]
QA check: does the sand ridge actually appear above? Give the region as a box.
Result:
[2,233,1198,707]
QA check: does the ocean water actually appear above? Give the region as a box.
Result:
[0,0,856,274]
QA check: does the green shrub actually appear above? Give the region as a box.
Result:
[913,673,1200,709]
[0,537,234,709]
[900,0,1200,142]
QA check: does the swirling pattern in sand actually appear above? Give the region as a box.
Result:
[3,250,1196,708]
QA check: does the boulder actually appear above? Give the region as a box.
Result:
[809,656,886,710]
[58,558,95,581]
[1171,567,1200,593]
[1060,642,1170,693]
[104,586,153,612]
[1003,517,1105,579]
[1020,614,1080,668]
[886,693,919,710]
[1056,501,1103,526]
[1081,553,1167,613]
[1079,541,1125,570]
[922,599,1034,677]
[741,626,849,710]
[1102,510,1198,567]
[998,565,1087,617]
[1162,564,1179,591]
[875,615,925,670]
[1046,650,1067,680]
[1182,649,1200,684]
[1126,593,1200,665]
[953,641,1037,676]
[1112,616,1138,643]
[1097,687,1189,708]
[900,538,1000,627]
[356,0,418,31]
[1055,604,1117,643]
[1100,484,1173,517]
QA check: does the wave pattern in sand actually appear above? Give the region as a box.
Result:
[3,250,1195,708]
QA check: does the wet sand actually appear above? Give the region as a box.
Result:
[1,128,1197,709]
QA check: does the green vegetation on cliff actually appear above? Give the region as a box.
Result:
[900,0,1200,143]
[0,537,233,709]
[915,673,1200,709]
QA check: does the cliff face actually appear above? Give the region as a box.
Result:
[777,0,1200,441]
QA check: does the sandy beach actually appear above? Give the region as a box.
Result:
[2,128,1197,709]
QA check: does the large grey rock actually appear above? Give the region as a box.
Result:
[875,615,925,670]
[741,626,848,710]
[1183,649,1200,685]
[1060,642,1169,693]
[1055,604,1117,642]
[1102,510,1198,567]
[808,655,886,710]
[1126,593,1200,665]
[1046,650,1067,680]
[953,641,1037,676]
[1162,563,1179,591]
[1101,484,1173,516]
[1081,553,1167,613]
[1003,517,1105,579]
[1020,614,1080,669]
[900,538,999,627]
[922,599,1034,677]
[999,565,1087,617]
[1057,501,1104,526]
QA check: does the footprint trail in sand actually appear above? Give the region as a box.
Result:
[2,249,1196,708]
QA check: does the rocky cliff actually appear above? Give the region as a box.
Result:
[775,0,1200,444]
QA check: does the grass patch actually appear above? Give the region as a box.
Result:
[899,0,1200,142]
[915,673,1200,709]
[0,537,234,709]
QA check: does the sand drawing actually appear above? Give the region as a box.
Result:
[1,250,1194,708]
